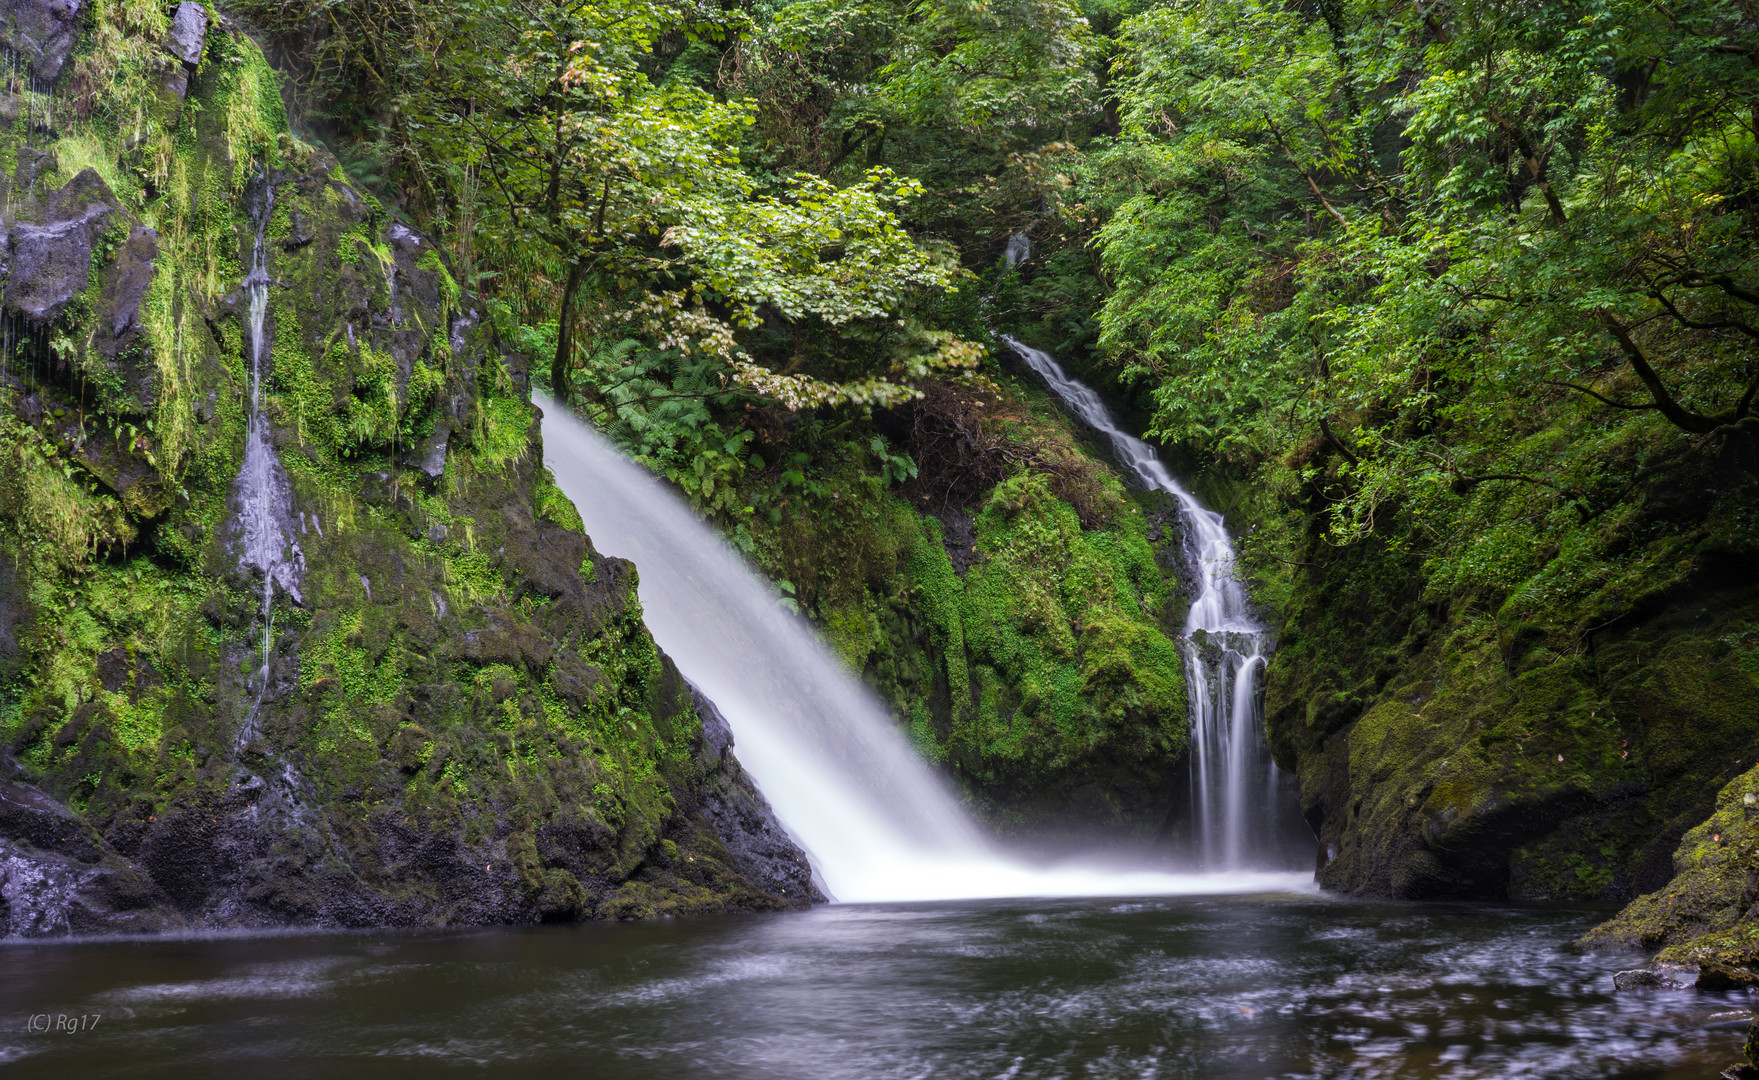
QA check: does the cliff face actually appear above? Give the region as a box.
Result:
[0,0,814,938]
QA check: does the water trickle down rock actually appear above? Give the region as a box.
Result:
[228,179,303,745]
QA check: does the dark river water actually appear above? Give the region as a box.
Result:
[1,892,1746,1079]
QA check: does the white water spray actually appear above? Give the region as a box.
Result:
[998,336,1295,869]
[538,393,1307,902]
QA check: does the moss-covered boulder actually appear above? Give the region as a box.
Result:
[1583,762,1759,967]
[0,1,814,935]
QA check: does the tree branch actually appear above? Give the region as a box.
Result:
[1544,379,1660,411]
[1598,310,1719,434]
[1487,109,1566,227]
[1651,288,1759,343]
[1264,118,1350,229]
[1318,417,1359,465]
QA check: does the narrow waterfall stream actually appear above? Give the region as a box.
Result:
[538,394,1307,902]
[999,336,1302,869]
[229,180,304,747]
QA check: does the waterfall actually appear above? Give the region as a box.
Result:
[230,178,304,746]
[538,393,1307,902]
[998,336,1303,869]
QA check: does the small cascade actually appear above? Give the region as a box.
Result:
[229,177,303,747]
[998,335,1304,869]
[538,393,1308,902]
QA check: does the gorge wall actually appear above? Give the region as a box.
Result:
[1261,425,1759,958]
[0,0,814,937]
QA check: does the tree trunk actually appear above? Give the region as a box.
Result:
[552,258,587,401]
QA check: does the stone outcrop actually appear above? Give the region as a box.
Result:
[1265,434,1759,903]
[163,1,207,67]
[2,164,118,326]
[691,688,823,903]
[1,755,183,937]
[0,0,83,83]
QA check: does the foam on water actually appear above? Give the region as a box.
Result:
[536,393,1309,902]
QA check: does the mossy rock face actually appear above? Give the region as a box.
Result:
[0,7,811,934]
[1267,492,1759,901]
[1582,762,1759,961]
[740,383,1191,839]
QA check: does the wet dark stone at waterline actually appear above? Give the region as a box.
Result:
[690,686,824,905]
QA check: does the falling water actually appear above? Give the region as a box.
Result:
[230,178,303,746]
[538,393,1307,902]
[998,336,1302,870]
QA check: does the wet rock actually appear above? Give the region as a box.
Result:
[95,648,161,701]
[102,226,159,343]
[0,840,182,936]
[0,554,24,684]
[690,686,823,904]
[162,1,207,67]
[1613,968,1664,990]
[13,145,49,191]
[694,682,734,763]
[1698,962,1759,991]
[402,423,448,481]
[549,652,603,709]
[153,2,207,106]
[5,169,117,325]
[158,63,187,105]
[73,424,172,519]
[1,0,84,83]
[503,519,593,603]
[1705,1010,1757,1031]
[0,768,184,937]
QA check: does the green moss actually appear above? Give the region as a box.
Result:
[1583,761,1759,957]
[0,13,783,928]
[723,378,1190,835]
[532,466,583,531]
[472,395,532,471]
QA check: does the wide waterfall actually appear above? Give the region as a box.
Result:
[998,337,1304,869]
[537,394,1306,902]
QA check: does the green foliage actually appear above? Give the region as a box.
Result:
[1075,0,1758,631]
[869,436,918,486]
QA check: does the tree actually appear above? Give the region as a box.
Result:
[410,0,753,401]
